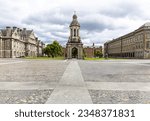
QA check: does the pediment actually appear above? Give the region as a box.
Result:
[12,30,20,38]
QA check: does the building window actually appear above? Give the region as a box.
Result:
[74,29,76,37]
[146,33,150,39]
[147,41,150,49]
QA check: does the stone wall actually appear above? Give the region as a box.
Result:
[84,46,102,58]
[104,23,150,59]
[0,27,44,58]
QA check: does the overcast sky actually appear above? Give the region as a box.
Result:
[0,0,150,46]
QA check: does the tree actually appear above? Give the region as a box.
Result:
[43,40,63,58]
[94,50,103,58]
[52,41,63,57]
[83,49,86,57]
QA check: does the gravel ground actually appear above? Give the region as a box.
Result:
[0,90,53,104]
[89,90,150,104]
[0,60,69,82]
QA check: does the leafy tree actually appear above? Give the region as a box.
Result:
[94,50,103,58]
[83,49,86,57]
[44,40,63,58]
[52,41,63,57]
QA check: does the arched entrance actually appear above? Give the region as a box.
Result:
[72,47,78,58]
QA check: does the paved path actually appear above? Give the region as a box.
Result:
[46,60,92,104]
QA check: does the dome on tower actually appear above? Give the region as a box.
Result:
[73,14,77,19]
[70,14,80,27]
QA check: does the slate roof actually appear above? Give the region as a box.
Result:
[0,27,33,39]
[139,22,150,29]
[1,29,7,36]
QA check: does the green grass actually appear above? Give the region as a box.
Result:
[23,56,127,61]
[84,57,106,60]
[84,57,128,60]
[23,56,65,60]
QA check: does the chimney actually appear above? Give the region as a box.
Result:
[6,26,11,37]
[6,26,11,29]
[23,28,26,31]
[13,26,17,30]
[93,43,95,47]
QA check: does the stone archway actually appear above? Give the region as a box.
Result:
[72,47,78,58]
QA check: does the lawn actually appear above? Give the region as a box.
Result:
[24,56,65,60]
[84,57,127,60]
[23,57,127,60]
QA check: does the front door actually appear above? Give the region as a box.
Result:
[72,47,78,58]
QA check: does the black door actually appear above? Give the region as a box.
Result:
[72,47,78,58]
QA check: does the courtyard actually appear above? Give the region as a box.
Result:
[0,58,150,104]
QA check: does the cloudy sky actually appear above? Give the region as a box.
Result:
[0,0,150,46]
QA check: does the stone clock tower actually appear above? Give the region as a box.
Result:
[66,13,83,59]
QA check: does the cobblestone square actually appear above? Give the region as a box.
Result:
[0,59,150,104]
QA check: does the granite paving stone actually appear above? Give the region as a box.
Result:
[0,90,53,104]
[89,90,150,104]
[0,59,150,104]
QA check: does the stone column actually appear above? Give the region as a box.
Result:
[76,29,77,37]
[69,47,72,59]
[67,46,71,59]
[72,29,74,37]
[78,47,80,59]
[68,47,70,59]
[70,29,71,36]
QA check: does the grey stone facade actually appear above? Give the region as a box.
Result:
[0,27,45,58]
[66,14,83,59]
[104,23,150,59]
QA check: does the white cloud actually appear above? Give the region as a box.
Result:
[0,0,150,46]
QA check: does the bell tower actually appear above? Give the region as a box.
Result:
[66,13,83,59]
[69,13,80,43]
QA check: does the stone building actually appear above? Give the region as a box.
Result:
[84,44,102,58]
[0,27,44,58]
[104,23,150,59]
[66,14,83,59]
[37,40,45,57]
